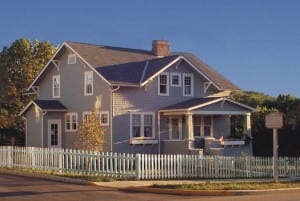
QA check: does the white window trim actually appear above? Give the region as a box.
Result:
[52,75,60,98]
[158,72,169,96]
[170,72,181,87]
[84,71,93,96]
[82,111,91,123]
[183,73,194,96]
[68,54,76,64]
[130,112,155,140]
[65,112,78,132]
[100,111,109,126]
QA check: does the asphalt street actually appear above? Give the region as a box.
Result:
[1,173,300,201]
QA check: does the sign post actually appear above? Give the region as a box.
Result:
[265,112,284,183]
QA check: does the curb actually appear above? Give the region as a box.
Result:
[0,169,93,186]
[125,186,240,196]
[2,169,300,196]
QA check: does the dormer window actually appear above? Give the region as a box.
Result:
[68,54,76,64]
[84,71,93,96]
[158,72,169,96]
[170,72,181,87]
[183,73,193,96]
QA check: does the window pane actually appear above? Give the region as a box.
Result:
[100,113,108,124]
[172,75,179,85]
[184,86,191,95]
[193,125,201,137]
[160,75,167,84]
[132,114,140,125]
[160,85,167,93]
[144,126,152,137]
[133,126,141,137]
[144,115,152,125]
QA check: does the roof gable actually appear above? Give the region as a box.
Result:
[160,97,255,112]
[20,100,67,116]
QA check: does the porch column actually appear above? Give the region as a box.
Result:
[243,113,252,137]
[185,113,194,148]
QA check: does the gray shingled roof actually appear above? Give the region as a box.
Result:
[34,100,67,110]
[97,55,179,85]
[161,97,220,110]
[65,41,239,90]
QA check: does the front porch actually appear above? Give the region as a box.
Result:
[159,97,256,156]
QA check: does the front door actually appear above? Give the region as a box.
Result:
[48,119,61,148]
[169,117,182,140]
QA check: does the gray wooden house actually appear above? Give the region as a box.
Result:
[20,40,255,156]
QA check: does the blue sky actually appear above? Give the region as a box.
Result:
[1,0,300,97]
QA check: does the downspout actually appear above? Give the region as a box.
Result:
[111,86,121,152]
[158,111,161,154]
[41,111,47,148]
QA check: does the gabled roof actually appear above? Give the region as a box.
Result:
[66,41,239,90]
[160,97,256,113]
[20,100,67,115]
[27,41,239,92]
[97,55,180,85]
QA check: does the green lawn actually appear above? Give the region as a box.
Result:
[152,181,300,190]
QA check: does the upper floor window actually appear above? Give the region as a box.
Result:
[170,72,181,87]
[158,72,169,96]
[131,112,155,139]
[100,111,109,126]
[52,75,60,98]
[65,113,78,132]
[183,73,193,96]
[68,54,76,64]
[84,71,93,96]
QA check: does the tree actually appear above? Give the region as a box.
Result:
[73,111,105,151]
[0,38,55,144]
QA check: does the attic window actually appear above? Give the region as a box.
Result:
[68,54,76,64]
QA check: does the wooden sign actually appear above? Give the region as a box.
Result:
[265,112,284,129]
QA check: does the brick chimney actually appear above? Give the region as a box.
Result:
[152,40,169,57]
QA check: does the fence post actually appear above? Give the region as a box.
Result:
[135,154,141,180]
[58,148,63,174]
[32,147,36,170]
[8,146,13,168]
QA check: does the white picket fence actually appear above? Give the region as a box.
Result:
[1,146,300,180]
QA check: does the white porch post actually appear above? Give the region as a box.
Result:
[243,113,252,137]
[186,113,194,148]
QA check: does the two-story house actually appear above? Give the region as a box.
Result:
[20,40,255,156]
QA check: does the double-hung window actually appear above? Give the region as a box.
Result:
[100,111,109,126]
[170,72,181,87]
[65,113,78,132]
[52,75,60,98]
[84,71,93,96]
[131,112,155,139]
[158,72,169,96]
[183,73,193,96]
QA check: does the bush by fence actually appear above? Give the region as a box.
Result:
[0,146,300,180]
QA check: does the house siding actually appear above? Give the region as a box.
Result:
[112,61,211,153]
[29,50,112,151]
[25,106,42,147]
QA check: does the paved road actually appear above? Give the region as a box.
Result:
[1,173,300,201]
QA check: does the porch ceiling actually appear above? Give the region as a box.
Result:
[160,97,256,115]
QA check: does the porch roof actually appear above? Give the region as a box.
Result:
[19,100,67,115]
[160,97,256,115]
